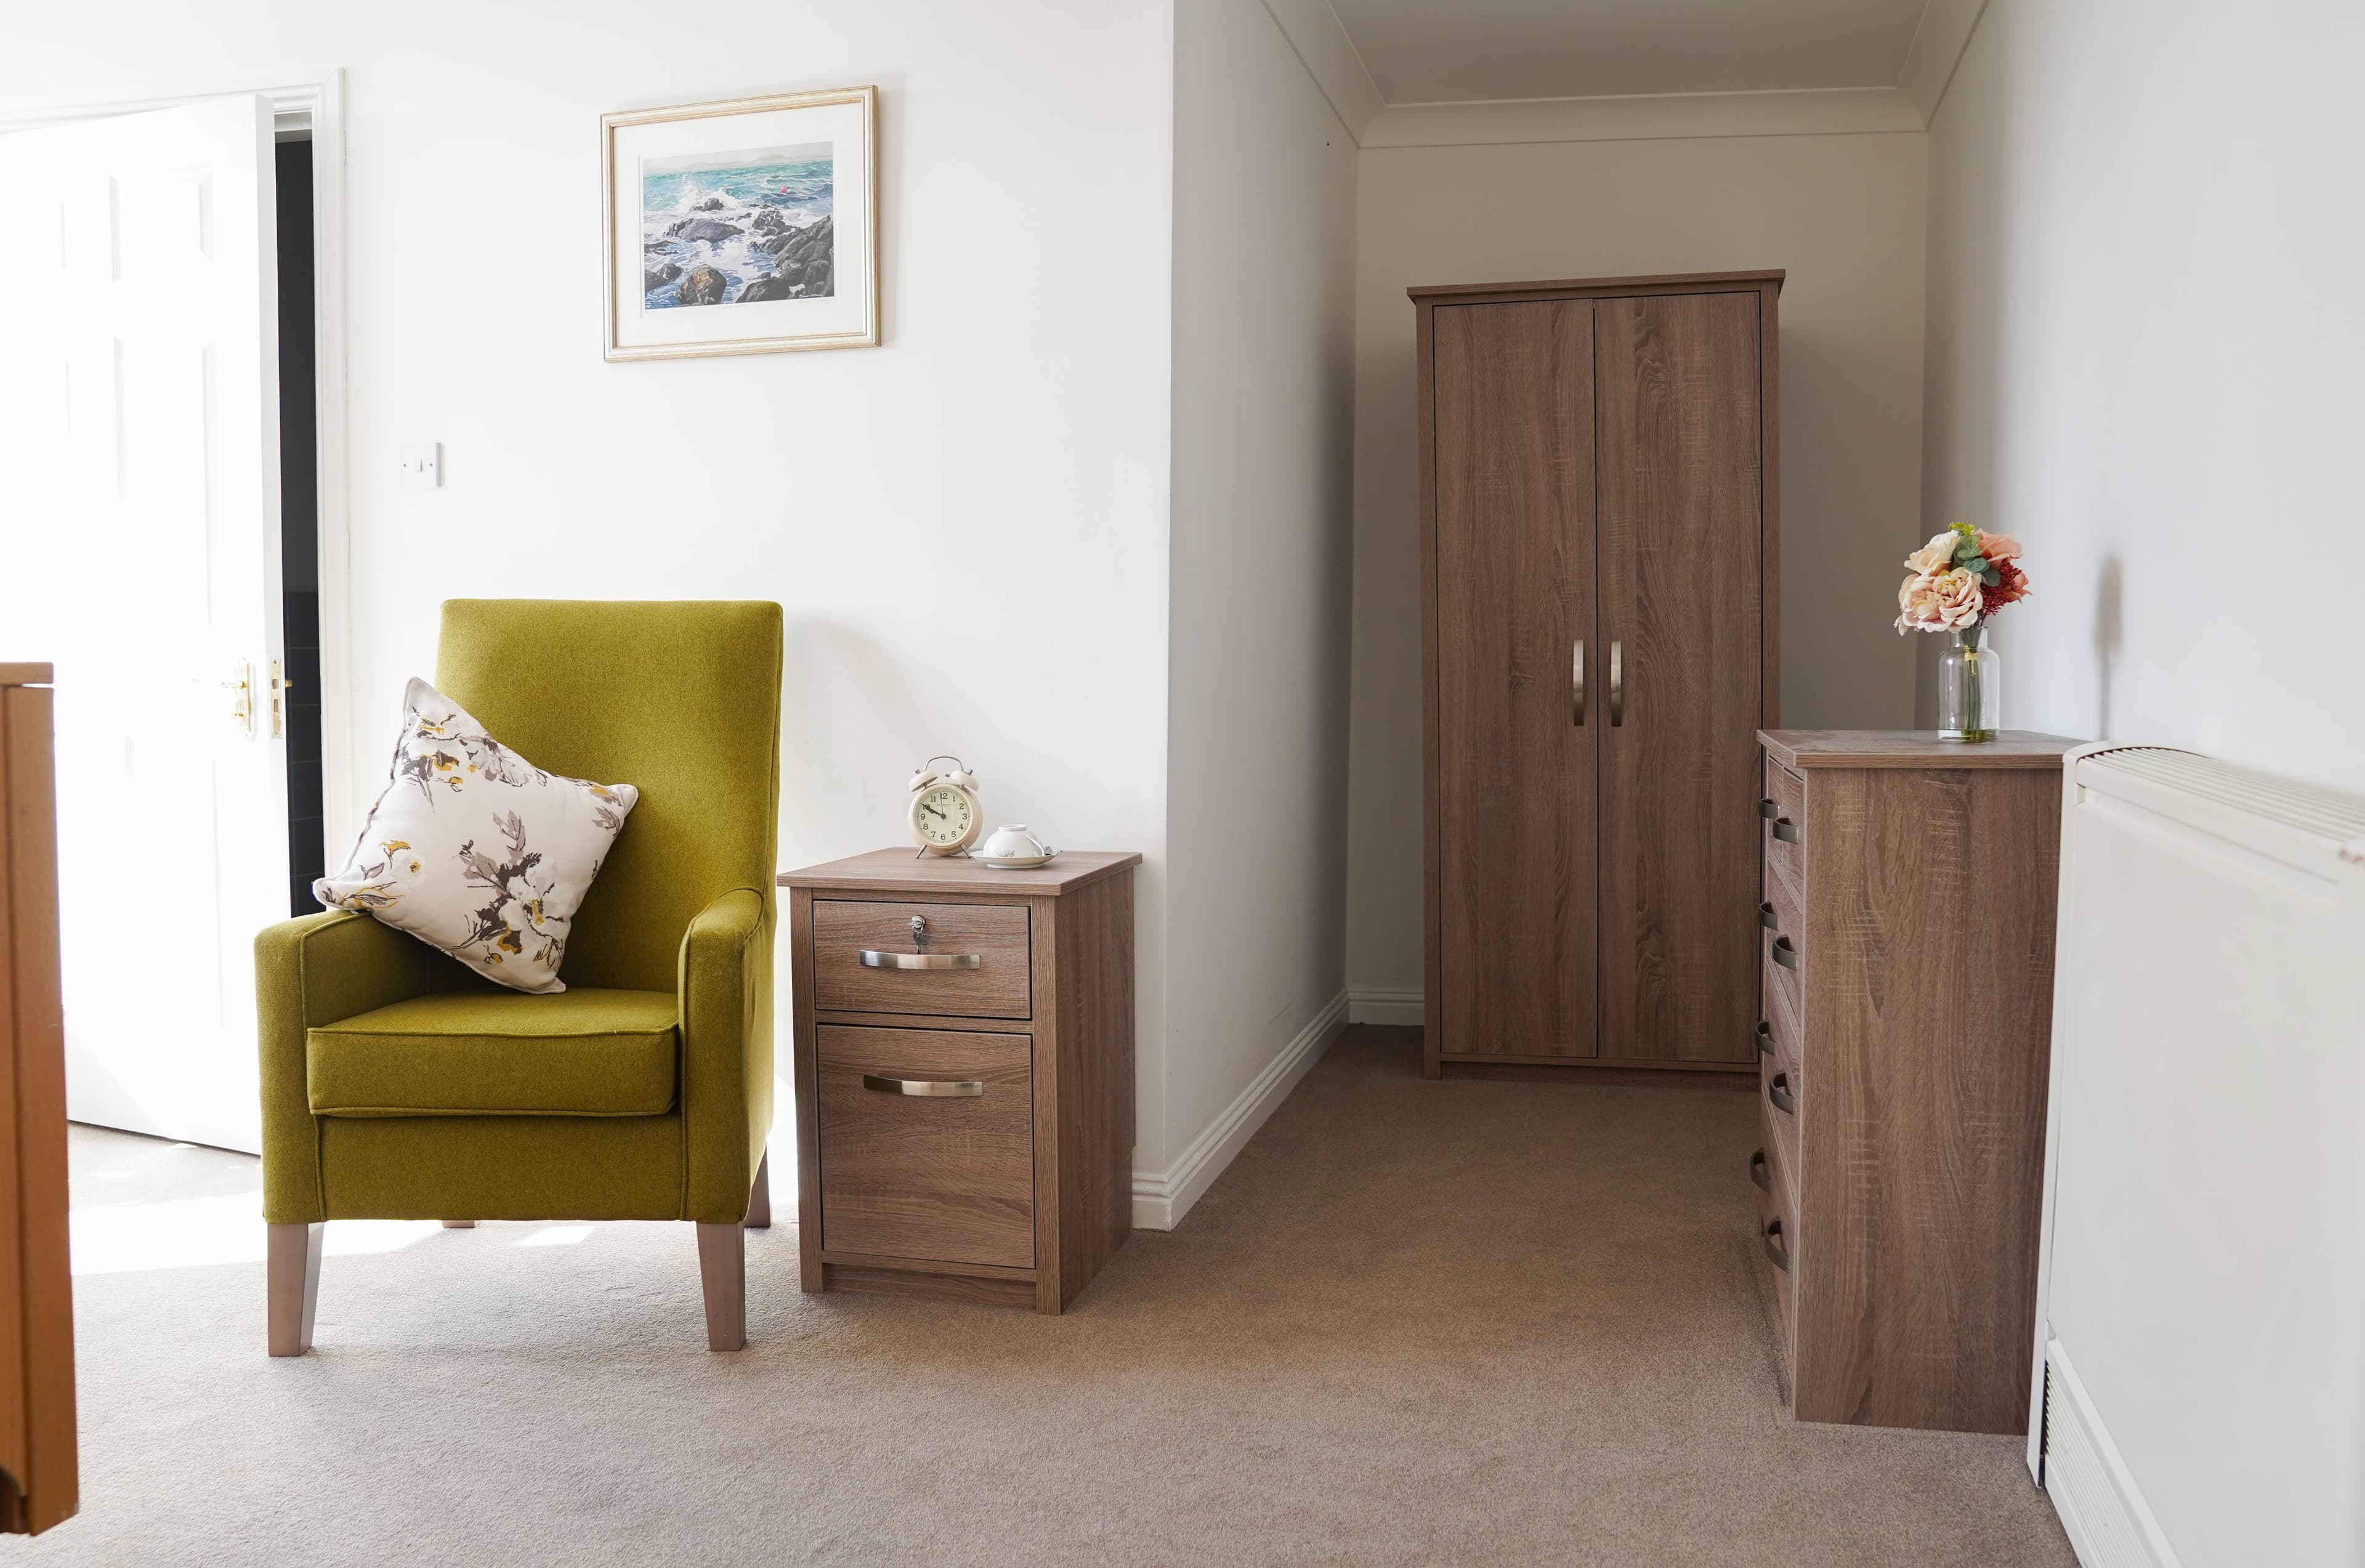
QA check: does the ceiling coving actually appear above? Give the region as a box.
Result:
[1324,0,1935,105]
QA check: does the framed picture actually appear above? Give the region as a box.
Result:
[602,87,877,360]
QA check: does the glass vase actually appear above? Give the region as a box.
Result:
[1938,624,1999,742]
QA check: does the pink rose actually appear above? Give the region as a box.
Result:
[1894,567,1984,634]
[1904,533,1955,575]
[1977,531,2023,564]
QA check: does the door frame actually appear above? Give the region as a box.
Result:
[0,72,359,863]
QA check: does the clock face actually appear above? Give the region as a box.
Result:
[912,784,974,846]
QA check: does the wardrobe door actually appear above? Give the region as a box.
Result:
[1432,301,1598,1060]
[1594,292,1763,1064]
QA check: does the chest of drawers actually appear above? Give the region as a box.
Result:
[780,849,1140,1314]
[1753,730,2076,1432]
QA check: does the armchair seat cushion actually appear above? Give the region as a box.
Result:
[307,988,679,1117]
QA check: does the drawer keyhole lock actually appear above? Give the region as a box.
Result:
[909,915,928,948]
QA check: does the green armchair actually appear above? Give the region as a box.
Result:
[254,600,782,1354]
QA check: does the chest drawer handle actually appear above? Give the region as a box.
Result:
[859,950,982,971]
[1755,1022,1774,1057]
[1764,1218,1790,1272]
[861,1073,985,1097]
[1769,936,1801,972]
[1767,1072,1796,1117]
[1758,900,1779,930]
[1759,797,1778,818]
[1769,817,1803,844]
[1749,1149,1771,1193]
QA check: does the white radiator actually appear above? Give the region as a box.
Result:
[2032,745,2365,1568]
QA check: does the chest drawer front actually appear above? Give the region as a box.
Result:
[817,1026,1035,1267]
[1760,956,1803,1089]
[1757,1144,1797,1364]
[1761,1041,1801,1182]
[814,900,1032,1019]
[1762,755,1807,896]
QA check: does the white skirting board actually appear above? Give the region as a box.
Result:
[1131,991,1346,1231]
[2040,1338,2184,1568]
[1346,986,1422,1025]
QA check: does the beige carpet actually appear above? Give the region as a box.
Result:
[28,1027,2072,1567]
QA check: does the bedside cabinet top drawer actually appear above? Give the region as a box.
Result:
[812,900,1031,1019]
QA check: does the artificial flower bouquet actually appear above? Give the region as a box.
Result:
[1894,523,2030,741]
[1894,523,2030,634]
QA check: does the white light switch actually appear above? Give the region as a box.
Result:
[399,440,442,490]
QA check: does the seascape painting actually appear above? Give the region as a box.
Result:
[604,87,876,358]
[642,142,835,309]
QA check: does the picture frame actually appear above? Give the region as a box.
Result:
[601,86,878,360]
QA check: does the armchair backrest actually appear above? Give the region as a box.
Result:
[435,600,782,993]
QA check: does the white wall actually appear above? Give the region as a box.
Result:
[1922,0,2365,788]
[1344,132,1930,1006]
[1156,0,1356,1224]
[1,1,1180,1173]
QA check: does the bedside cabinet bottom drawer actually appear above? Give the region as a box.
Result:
[817,1027,1035,1268]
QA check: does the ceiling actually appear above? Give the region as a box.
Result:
[1324,0,1936,105]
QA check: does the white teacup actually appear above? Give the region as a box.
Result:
[981,824,1053,860]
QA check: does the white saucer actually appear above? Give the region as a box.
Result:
[976,851,1058,870]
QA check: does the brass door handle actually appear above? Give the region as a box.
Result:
[1765,1219,1790,1272]
[1770,817,1803,844]
[1769,936,1801,972]
[859,950,981,970]
[861,1073,984,1097]
[1572,640,1585,727]
[1768,1072,1796,1116]
[1609,640,1625,726]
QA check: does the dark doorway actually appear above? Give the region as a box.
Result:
[277,137,326,916]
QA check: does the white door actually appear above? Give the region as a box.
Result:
[0,95,288,1154]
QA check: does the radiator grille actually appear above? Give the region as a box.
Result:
[2044,1355,2173,1568]
[2081,746,2365,843]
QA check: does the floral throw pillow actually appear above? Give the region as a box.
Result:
[314,678,639,994]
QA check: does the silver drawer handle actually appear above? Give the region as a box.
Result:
[1758,797,1779,819]
[1769,936,1802,972]
[861,1073,984,1097]
[1768,1071,1796,1116]
[1769,817,1803,844]
[1765,1218,1790,1273]
[1758,900,1778,930]
[859,950,982,970]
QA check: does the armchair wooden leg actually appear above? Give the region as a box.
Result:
[267,1222,323,1357]
[744,1150,770,1229]
[696,1222,746,1351]
[441,1221,475,1229]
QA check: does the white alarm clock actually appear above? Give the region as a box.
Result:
[907,756,983,855]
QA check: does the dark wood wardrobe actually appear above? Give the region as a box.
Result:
[1414,272,1781,1078]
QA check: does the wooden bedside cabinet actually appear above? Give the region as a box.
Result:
[778,849,1141,1314]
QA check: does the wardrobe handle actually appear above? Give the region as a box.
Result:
[1609,641,1625,726]
[1758,901,1779,930]
[1770,936,1801,972]
[1765,1219,1790,1272]
[1756,1022,1774,1057]
[1572,639,1585,727]
[1768,1072,1795,1116]
[1770,817,1803,844]
[1749,1150,1771,1193]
